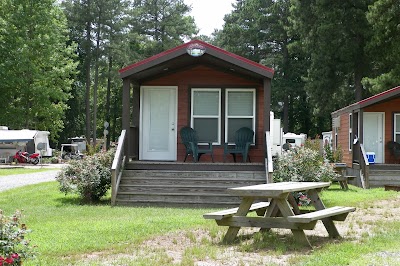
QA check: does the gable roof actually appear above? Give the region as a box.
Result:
[332,85,400,116]
[119,40,274,81]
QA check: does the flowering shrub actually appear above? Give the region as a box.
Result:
[273,146,338,182]
[0,210,35,265]
[292,192,312,206]
[56,149,115,203]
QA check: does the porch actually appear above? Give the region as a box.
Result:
[114,161,267,208]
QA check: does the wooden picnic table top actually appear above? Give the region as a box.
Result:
[227,181,331,198]
[205,181,354,247]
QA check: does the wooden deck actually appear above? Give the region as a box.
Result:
[368,164,400,188]
[115,161,267,208]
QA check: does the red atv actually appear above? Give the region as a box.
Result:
[13,150,40,165]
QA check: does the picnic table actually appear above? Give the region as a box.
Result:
[204,182,355,247]
[333,163,356,190]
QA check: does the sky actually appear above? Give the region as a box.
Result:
[183,0,236,36]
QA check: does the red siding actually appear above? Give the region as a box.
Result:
[335,113,352,166]
[364,98,400,163]
[142,65,265,162]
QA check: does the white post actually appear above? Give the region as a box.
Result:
[265,131,273,183]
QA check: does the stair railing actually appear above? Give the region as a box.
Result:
[111,129,127,206]
[265,131,273,183]
[359,143,370,189]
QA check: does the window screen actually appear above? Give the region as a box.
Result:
[395,114,400,143]
[225,89,255,143]
[191,89,221,144]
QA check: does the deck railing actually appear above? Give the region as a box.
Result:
[111,129,127,206]
[265,131,273,183]
[359,143,370,189]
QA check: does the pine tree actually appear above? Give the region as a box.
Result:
[364,0,400,93]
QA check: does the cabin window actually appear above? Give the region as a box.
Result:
[335,129,338,149]
[349,113,352,151]
[395,113,400,143]
[191,89,221,144]
[225,89,256,143]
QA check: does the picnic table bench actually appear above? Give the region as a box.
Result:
[204,182,356,247]
[203,202,270,220]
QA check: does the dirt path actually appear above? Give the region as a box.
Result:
[137,194,400,265]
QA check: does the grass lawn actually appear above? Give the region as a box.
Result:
[0,168,58,176]
[0,182,399,265]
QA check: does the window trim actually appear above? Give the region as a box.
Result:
[349,113,352,151]
[394,113,400,142]
[225,88,256,144]
[335,128,338,150]
[190,88,221,145]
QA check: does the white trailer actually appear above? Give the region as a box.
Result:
[283,132,307,148]
[0,128,52,161]
[270,112,283,157]
[267,114,308,156]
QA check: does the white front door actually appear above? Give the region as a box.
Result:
[140,86,177,161]
[363,112,384,163]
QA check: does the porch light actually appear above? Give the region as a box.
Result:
[187,43,206,57]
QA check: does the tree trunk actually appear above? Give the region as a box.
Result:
[105,54,112,149]
[85,0,92,145]
[93,4,102,147]
[283,94,289,133]
[354,64,363,102]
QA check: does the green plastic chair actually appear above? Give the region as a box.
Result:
[180,127,214,162]
[223,127,254,163]
[387,141,400,161]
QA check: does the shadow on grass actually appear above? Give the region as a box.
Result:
[54,195,111,207]
[216,230,351,253]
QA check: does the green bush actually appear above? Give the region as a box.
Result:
[324,144,343,163]
[55,149,115,203]
[273,146,337,182]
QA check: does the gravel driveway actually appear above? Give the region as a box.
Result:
[0,169,61,192]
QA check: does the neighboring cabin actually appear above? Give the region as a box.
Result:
[332,85,400,166]
[331,86,400,188]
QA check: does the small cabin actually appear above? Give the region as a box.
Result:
[112,40,276,206]
[119,40,275,163]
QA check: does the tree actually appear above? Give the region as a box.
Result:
[61,0,95,144]
[290,0,373,132]
[214,0,272,62]
[61,0,130,147]
[0,0,77,140]
[364,0,400,93]
[130,0,197,56]
[215,0,310,134]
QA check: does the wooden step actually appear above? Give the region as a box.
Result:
[368,169,400,188]
[122,170,265,179]
[114,199,240,208]
[117,184,242,193]
[119,177,264,187]
[115,168,266,207]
